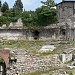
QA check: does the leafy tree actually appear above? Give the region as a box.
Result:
[3,8,13,17]
[3,8,18,22]
[37,0,57,26]
[0,16,10,26]
[1,2,9,13]
[13,0,23,11]
[12,0,23,19]
[41,0,56,9]
[21,11,30,26]
[21,10,38,28]
[0,0,57,28]
[36,6,57,26]
[13,6,22,17]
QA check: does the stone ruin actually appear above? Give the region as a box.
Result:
[0,18,74,40]
[0,49,63,75]
[1,18,23,29]
[0,49,74,75]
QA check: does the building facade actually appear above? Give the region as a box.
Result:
[56,0,75,22]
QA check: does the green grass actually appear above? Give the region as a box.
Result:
[0,40,75,56]
[22,67,62,75]
[22,67,75,75]
[66,70,75,75]
[0,40,49,54]
[0,40,64,56]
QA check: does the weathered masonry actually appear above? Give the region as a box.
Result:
[0,17,74,40]
[0,18,61,40]
[0,28,60,40]
[0,19,75,40]
[56,0,75,22]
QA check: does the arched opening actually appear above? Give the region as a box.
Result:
[0,57,6,75]
[32,30,40,40]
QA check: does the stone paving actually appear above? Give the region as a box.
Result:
[6,49,63,75]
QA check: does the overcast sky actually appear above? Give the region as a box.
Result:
[1,0,62,11]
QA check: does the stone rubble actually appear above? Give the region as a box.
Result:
[7,49,63,75]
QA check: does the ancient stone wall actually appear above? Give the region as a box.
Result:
[0,29,60,40]
[0,18,74,40]
[0,28,74,40]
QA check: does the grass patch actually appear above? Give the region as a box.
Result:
[0,40,75,55]
[22,67,62,75]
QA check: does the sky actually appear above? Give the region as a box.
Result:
[1,0,62,11]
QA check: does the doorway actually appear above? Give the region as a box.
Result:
[32,30,40,40]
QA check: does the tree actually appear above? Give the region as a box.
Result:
[35,0,57,26]
[13,0,23,11]
[13,0,23,19]
[21,11,38,28]
[35,6,57,26]
[12,6,22,18]
[2,8,18,22]
[1,2,9,13]
[0,16,10,26]
[41,0,56,9]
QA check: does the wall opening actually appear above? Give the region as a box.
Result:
[61,29,66,35]
[32,30,40,40]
